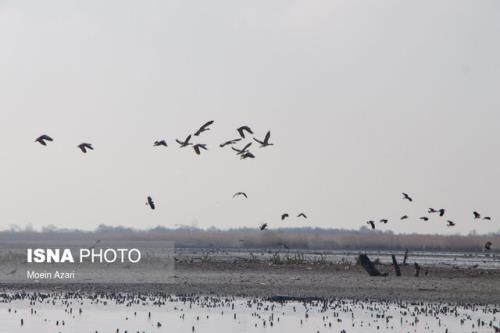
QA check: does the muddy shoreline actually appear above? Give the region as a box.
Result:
[1,262,499,305]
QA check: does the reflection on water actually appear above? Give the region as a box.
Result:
[0,294,498,332]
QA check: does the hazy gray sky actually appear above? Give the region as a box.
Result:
[1,0,499,234]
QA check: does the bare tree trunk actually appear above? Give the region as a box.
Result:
[358,254,386,277]
[391,254,401,276]
[414,262,421,277]
[402,249,409,265]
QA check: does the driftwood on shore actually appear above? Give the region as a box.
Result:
[392,255,402,276]
[402,249,409,265]
[414,263,421,277]
[358,254,387,277]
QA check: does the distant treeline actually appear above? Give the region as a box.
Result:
[0,225,498,252]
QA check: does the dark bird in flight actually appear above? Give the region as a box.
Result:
[473,211,481,219]
[428,208,438,214]
[483,216,492,221]
[146,196,155,210]
[240,152,255,160]
[281,213,289,221]
[35,134,53,146]
[232,142,252,155]
[420,217,429,221]
[485,241,492,251]
[402,193,413,202]
[237,126,253,139]
[297,213,307,219]
[259,223,268,231]
[282,242,290,250]
[254,131,274,147]
[379,219,388,224]
[220,138,242,148]
[400,215,409,220]
[367,221,375,230]
[193,144,208,155]
[78,143,94,153]
[438,209,445,217]
[154,140,168,147]
[176,135,192,147]
[447,220,456,227]
[194,120,214,136]
[233,192,248,199]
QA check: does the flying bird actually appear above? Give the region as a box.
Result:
[253,131,274,147]
[35,134,53,146]
[297,213,307,219]
[154,140,168,147]
[237,126,253,139]
[232,142,252,155]
[379,219,388,224]
[259,223,268,231]
[438,209,445,217]
[220,138,242,148]
[281,213,289,221]
[473,211,481,219]
[400,215,409,220]
[193,144,208,155]
[485,241,492,251]
[447,220,456,227]
[420,217,429,221]
[367,221,375,230]
[194,120,214,136]
[78,143,93,153]
[233,192,248,199]
[176,135,192,147]
[146,196,155,210]
[428,208,438,214]
[240,152,255,159]
[402,193,413,202]
[483,216,492,221]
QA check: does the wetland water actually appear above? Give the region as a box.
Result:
[0,294,498,333]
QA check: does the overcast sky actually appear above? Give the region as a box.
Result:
[0,0,499,234]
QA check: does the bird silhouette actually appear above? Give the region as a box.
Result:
[428,208,438,214]
[220,138,242,148]
[420,217,429,221]
[402,193,413,202]
[485,241,492,250]
[233,192,248,199]
[232,142,252,155]
[379,219,388,224]
[297,213,307,219]
[240,152,255,159]
[483,216,492,221]
[367,221,375,230]
[473,211,481,219]
[281,213,289,221]
[193,144,207,155]
[35,134,53,146]
[154,140,168,147]
[194,120,214,136]
[237,126,253,139]
[438,209,445,217]
[176,135,192,147]
[447,220,456,227]
[400,215,409,220]
[78,143,93,153]
[146,196,155,210]
[259,223,268,231]
[254,131,273,147]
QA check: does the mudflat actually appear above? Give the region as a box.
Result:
[1,261,499,305]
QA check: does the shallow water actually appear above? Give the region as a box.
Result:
[0,295,498,333]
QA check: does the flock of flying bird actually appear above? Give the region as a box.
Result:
[34,127,495,250]
[35,121,307,231]
[366,192,494,250]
